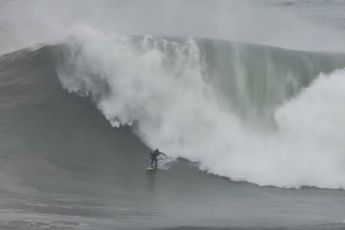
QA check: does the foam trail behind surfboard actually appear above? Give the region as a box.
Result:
[157,157,177,170]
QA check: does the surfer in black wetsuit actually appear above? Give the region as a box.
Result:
[149,148,167,168]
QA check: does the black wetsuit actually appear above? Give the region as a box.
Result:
[150,149,166,168]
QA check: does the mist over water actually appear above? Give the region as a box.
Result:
[2,0,345,54]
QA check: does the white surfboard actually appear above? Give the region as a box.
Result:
[146,166,157,171]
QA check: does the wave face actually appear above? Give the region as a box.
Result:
[2,43,345,230]
[55,28,345,189]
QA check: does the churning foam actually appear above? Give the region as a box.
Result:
[57,27,345,189]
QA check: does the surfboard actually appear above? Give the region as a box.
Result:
[146,166,157,171]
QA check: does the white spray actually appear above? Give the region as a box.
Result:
[57,28,345,189]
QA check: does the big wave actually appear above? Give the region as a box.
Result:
[55,27,345,189]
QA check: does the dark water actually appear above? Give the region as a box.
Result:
[0,46,345,229]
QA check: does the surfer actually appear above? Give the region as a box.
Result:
[149,148,167,168]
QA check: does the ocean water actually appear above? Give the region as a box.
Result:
[1,0,345,229]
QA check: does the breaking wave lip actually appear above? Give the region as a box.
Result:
[54,26,345,189]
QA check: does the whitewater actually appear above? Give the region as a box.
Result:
[53,26,345,189]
